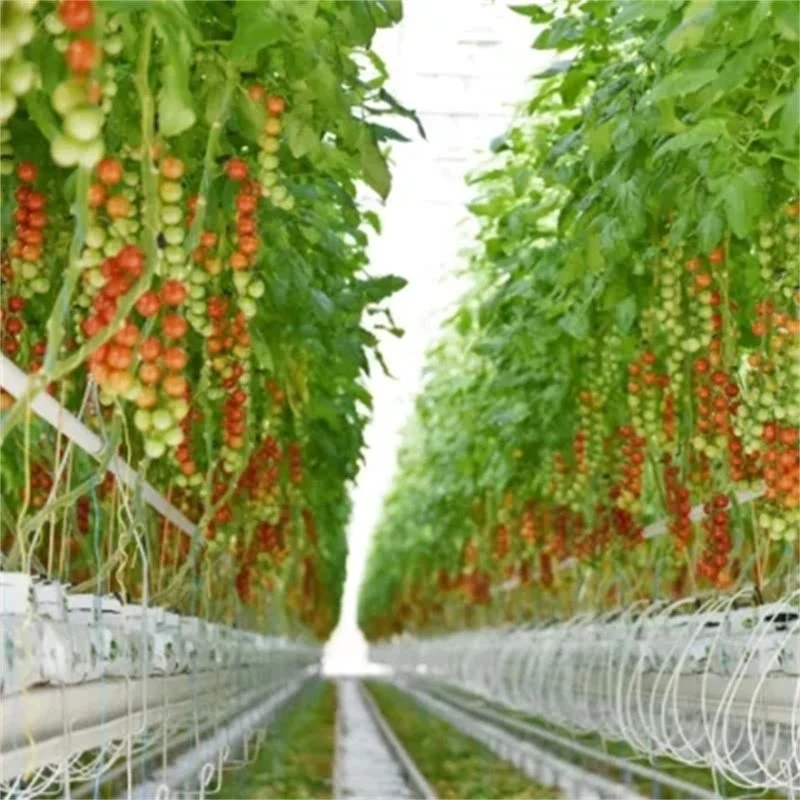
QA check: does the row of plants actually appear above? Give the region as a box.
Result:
[360,0,799,637]
[368,682,558,799]
[0,0,414,636]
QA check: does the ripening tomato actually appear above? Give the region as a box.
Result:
[138,362,161,386]
[66,39,100,74]
[162,314,188,339]
[230,251,249,271]
[106,195,131,219]
[267,95,285,116]
[81,315,102,338]
[248,84,266,103]
[162,346,188,371]
[162,373,187,398]
[225,158,249,181]
[88,183,106,208]
[59,0,94,31]
[708,247,725,265]
[159,156,184,180]
[108,370,133,394]
[106,345,132,370]
[135,291,160,318]
[135,385,158,409]
[160,279,187,307]
[97,157,124,186]
[89,361,110,384]
[200,231,217,248]
[21,244,41,262]
[237,218,256,236]
[16,162,37,183]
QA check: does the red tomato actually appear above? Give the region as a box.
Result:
[25,192,45,211]
[16,162,37,183]
[162,314,188,339]
[139,337,162,362]
[238,236,259,255]
[113,322,139,348]
[236,194,257,215]
[66,39,100,74]
[59,0,94,31]
[248,84,266,103]
[225,158,249,181]
[8,296,25,313]
[160,279,188,307]
[106,345,132,370]
[135,291,160,318]
[200,231,217,248]
[118,245,144,276]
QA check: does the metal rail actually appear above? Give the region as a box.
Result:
[412,680,720,800]
[335,679,437,800]
[392,679,646,800]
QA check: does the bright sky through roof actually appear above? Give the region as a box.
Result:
[323,0,549,675]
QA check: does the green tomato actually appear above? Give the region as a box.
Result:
[189,473,203,487]
[20,262,38,280]
[164,245,185,266]
[7,12,35,47]
[233,272,251,294]
[189,284,204,300]
[170,398,189,421]
[159,181,182,204]
[0,91,17,125]
[103,237,123,258]
[133,409,152,433]
[31,277,50,294]
[51,80,86,116]
[5,60,35,96]
[190,300,206,317]
[103,35,123,56]
[175,474,188,488]
[151,408,174,432]
[247,279,265,299]
[259,169,279,188]
[144,438,166,459]
[190,268,209,285]
[163,225,185,246]
[64,107,104,143]
[88,267,107,288]
[258,152,279,170]
[50,133,81,167]
[77,137,104,168]
[259,135,280,154]
[85,226,106,250]
[280,196,295,211]
[44,12,66,35]
[271,185,288,203]
[81,247,103,268]
[238,296,257,319]
[160,204,183,226]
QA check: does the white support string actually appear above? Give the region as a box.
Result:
[0,355,197,538]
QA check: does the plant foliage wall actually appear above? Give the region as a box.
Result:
[360,0,799,638]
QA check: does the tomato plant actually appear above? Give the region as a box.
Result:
[0,0,415,639]
[360,0,799,638]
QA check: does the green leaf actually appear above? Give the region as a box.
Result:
[654,118,728,158]
[359,134,391,199]
[720,167,764,238]
[233,92,266,142]
[509,4,553,22]
[284,111,320,159]
[698,208,724,251]
[664,7,713,53]
[774,1,800,40]
[646,67,718,104]
[156,27,196,137]
[558,312,588,340]
[230,3,284,67]
[24,94,59,142]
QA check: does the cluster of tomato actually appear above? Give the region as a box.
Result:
[0,0,39,134]
[248,85,293,211]
[47,0,118,170]
[226,173,266,320]
[23,460,53,509]
[697,494,732,586]
[760,423,800,537]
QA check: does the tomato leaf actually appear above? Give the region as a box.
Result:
[509,4,553,22]
[359,131,391,199]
